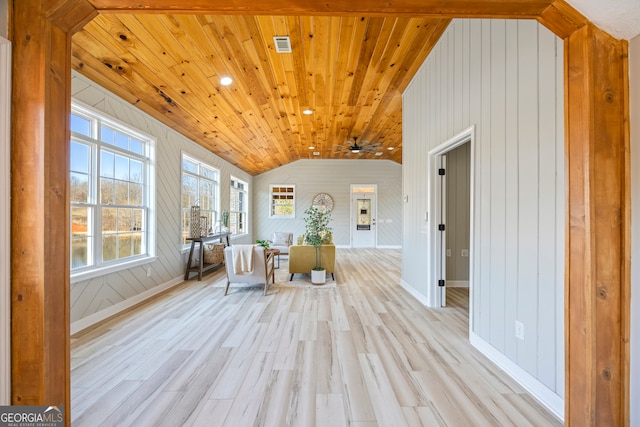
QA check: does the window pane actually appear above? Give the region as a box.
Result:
[101,150,114,178]
[130,183,143,206]
[70,172,89,203]
[71,114,91,136]
[182,158,197,173]
[102,208,117,232]
[115,181,129,205]
[118,234,133,258]
[133,232,143,255]
[115,154,129,180]
[130,160,143,183]
[71,207,90,237]
[201,166,216,179]
[182,175,197,206]
[130,138,143,155]
[115,131,129,150]
[100,126,114,145]
[102,235,116,261]
[133,209,143,231]
[118,208,132,232]
[100,178,115,204]
[71,237,90,268]
[71,141,90,174]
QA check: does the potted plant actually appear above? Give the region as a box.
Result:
[302,205,332,284]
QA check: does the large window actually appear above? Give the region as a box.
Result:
[70,103,155,277]
[270,185,295,218]
[182,154,219,244]
[230,177,248,235]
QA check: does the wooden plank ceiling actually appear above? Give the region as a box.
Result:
[71,14,450,175]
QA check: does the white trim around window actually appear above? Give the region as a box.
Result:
[230,176,248,236]
[181,152,220,246]
[269,184,295,218]
[70,101,157,283]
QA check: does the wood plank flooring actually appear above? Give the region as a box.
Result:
[71,249,562,426]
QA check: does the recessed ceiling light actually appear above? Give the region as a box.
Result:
[220,76,233,86]
[308,146,315,150]
[387,147,394,150]
[303,109,313,115]
[312,151,320,156]
[375,152,383,156]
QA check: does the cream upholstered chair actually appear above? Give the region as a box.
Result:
[223,245,275,295]
[268,231,293,255]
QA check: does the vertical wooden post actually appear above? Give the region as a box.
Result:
[565,23,629,426]
[10,0,71,423]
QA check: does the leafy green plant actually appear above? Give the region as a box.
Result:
[221,209,230,227]
[303,205,333,270]
[255,239,270,250]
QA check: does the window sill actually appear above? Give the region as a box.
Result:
[71,255,158,284]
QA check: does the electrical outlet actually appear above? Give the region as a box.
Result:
[515,320,524,340]
[446,249,451,257]
[146,267,152,277]
[461,249,469,257]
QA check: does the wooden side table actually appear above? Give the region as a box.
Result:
[184,232,231,280]
[265,248,281,268]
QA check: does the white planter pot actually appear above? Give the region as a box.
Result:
[311,269,326,285]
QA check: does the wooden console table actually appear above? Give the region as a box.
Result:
[184,232,231,280]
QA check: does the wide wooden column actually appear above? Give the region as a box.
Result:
[10,0,72,421]
[565,23,629,426]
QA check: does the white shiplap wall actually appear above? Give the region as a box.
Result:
[253,159,402,247]
[70,72,252,327]
[402,19,565,414]
[629,33,640,427]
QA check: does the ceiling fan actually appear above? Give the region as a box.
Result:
[334,137,382,155]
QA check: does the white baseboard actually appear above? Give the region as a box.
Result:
[447,280,469,287]
[400,279,430,305]
[376,245,402,249]
[470,332,564,422]
[70,275,184,335]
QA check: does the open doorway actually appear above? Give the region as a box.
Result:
[351,184,377,248]
[442,142,471,312]
[428,126,474,319]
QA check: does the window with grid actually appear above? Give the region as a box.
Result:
[270,185,295,218]
[70,103,155,276]
[230,177,248,235]
[181,154,219,244]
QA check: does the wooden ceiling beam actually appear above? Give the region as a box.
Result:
[87,0,553,18]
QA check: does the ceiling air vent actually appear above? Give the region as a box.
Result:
[273,36,292,53]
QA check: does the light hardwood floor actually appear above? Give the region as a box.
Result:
[71,249,562,426]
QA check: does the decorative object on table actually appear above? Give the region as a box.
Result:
[255,239,271,250]
[221,209,230,232]
[190,205,201,238]
[312,192,334,213]
[302,205,333,284]
[200,216,208,237]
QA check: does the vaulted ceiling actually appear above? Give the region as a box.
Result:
[71,15,449,175]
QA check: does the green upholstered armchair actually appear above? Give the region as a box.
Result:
[288,235,335,280]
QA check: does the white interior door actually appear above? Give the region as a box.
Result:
[351,185,377,248]
[437,155,447,307]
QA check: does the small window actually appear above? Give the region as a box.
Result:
[230,177,248,235]
[270,185,295,218]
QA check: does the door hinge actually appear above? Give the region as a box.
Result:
[438,279,445,287]
[438,168,445,175]
[438,224,445,231]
